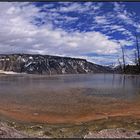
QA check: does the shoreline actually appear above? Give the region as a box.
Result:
[0,70,140,77]
[0,116,140,138]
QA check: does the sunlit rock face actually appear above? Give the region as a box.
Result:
[0,54,112,74]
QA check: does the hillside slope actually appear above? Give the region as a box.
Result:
[0,54,112,74]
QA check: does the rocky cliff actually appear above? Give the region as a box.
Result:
[0,54,112,74]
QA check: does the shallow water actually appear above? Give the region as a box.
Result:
[0,74,140,124]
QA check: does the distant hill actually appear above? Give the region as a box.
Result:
[0,54,113,74]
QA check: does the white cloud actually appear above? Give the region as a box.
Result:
[113,2,139,28]
[0,2,138,65]
[0,2,120,56]
[58,2,102,13]
[94,16,107,24]
[119,39,133,46]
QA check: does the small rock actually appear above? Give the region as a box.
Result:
[134,122,138,125]
[30,125,43,130]
[122,129,126,133]
[0,130,4,135]
[60,128,66,133]
[12,122,15,125]
[43,131,52,136]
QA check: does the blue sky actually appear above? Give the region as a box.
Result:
[0,2,140,66]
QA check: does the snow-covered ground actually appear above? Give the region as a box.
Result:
[0,70,20,75]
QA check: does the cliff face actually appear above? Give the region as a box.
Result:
[0,54,112,74]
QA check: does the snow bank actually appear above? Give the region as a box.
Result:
[0,70,20,75]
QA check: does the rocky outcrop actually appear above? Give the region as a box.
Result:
[0,54,112,74]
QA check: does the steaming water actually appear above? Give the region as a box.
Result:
[0,74,140,99]
[0,73,140,123]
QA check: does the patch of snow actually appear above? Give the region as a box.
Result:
[25,62,33,67]
[60,62,65,66]
[0,70,19,75]
[62,68,66,74]
[85,69,89,72]
[29,67,34,71]
[0,70,27,75]
[29,56,33,60]
[21,58,26,62]
[0,58,9,61]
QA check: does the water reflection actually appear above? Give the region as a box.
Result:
[0,74,140,100]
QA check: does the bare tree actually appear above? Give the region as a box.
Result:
[134,50,138,65]
[120,44,126,73]
[118,58,122,72]
[135,34,140,67]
